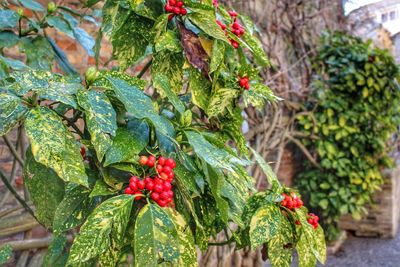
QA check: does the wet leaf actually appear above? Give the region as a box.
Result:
[0,93,27,136]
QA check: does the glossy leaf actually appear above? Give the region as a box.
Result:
[153,74,185,114]
[25,107,89,187]
[152,51,184,94]
[24,149,65,228]
[43,235,68,267]
[241,32,270,66]
[185,131,246,172]
[73,27,95,56]
[68,195,134,265]
[0,10,19,30]
[104,119,149,166]
[19,0,45,11]
[0,93,27,136]
[0,31,19,48]
[134,204,180,266]
[53,185,95,233]
[249,147,282,191]
[19,36,54,71]
[210,40,225,74]
[267,217,293,267]
[46,16,74,37]
[188,9,229,43]
[243,83,278,109]
[188,67,211,111]
[206,85,239,117]
[249,204,282,249]
[77,90,117,161]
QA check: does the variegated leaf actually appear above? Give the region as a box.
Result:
[241,32,270,67]
[67,195,134,265]
[267,217,293,267]
[134,204,180,267]
[188,9,229,43]
[0,93,27,136]
[53,184,95,233]
[206,85,239,117]
[297,230,317,267]
[243,83,279,109]
[210,40,225,74]
[25,107,89,187]
[104,119,149,166]
[24,149,65,228]
[153,73,185,114]
[165,209,199,267]
[249,204,282,249]
[77,90,117,161]
[152,51,184,94]
[188,67,211,111]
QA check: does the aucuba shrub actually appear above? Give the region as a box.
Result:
[0,0,326,266]
[296,32,400,241]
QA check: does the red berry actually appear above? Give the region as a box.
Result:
[147,159,155,168]
[130,176,140,184]
[156,164,163,173]
[125,187,134,195]
[176,1,184,7]
[166,190,174,198]
[160,172,169,180]
[231,40,239,49]
[173,6,180,14]
[168,14,175,21]
[154,177,163,185]
[168,0,176,5]
[129,182,138,191]
[228,10,238,17]
[232,22,240,30]
[145,181,154,191]
[180,8,187,15]
[157,199,168,207]
[164,158,175,168]
[144,177,153,184]
[162,166,172,175]
[137,180,145,190]
[151,192,160,201]
[160,191,169,200]
[80,146,86,157]
[139,156,148,165]
[165,4,174,12]
[295,220,301,225]
[167,172,174,180]
[154,184,163,193]
[166,198,172,203]
[281,200,287,207]
[133,191,143,200]
[158,156,166,166]
[163,181,172,191]
[244,83,250,90]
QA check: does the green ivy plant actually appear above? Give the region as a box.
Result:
[0,0,326,266]
[296,32,400,241]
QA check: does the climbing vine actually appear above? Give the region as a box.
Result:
[297,32,400,240]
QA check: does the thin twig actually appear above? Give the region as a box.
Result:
[0,169,36,218]
[285,134,321,169]
[2,136,24,166]
[137,59,153,79]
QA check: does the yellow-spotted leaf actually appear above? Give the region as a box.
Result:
[25,107,89,187]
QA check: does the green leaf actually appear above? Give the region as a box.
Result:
[68,195,134,265]
[0,10,19,30]
[165,209,198,267]
[102,0,130,34]
[155,30,181,53]
[35,80,82,108]
[104,120,149,166]
[267,217,293,267]
[0,55,28,70]
[46,16,74,37]
[249,147,282,191]
[73,27,95,56]
[249,204,282,249]
[188,67,211,111]
[0,245,12,265]
[241,32,270,66]
[19,36,54,71]
[43,235,68,267]
[112,13,153,69]
[210,40,225,74]
[134,204,180,266]
[297,229,317,267]
[153,74,185,114]
[25,107,89,187]
[188,9,229,43]
[19,0,45,11]
[24,149,65,228]
[89,179,118,198]
[221,108,247,155]
[105,76,174,138]
[243,83,278,109]
[152,51,184,94]
[7,70,52,95]
[206,85,239,117]
[0,93,27,136]
[314,225,327,264]
[185,131,246,172]
[94,70,147,90]
[53,185,95,233]
[77,90,117,161]
[0,31,20,48]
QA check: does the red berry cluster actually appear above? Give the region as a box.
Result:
[155,156,176,182]
[216,10,245,49]
[124,176,174,207]
[165,0,187,21]
[239,76,250,90]
[212,0,218,7]
[307,213,319,229]
[281,193,303,210]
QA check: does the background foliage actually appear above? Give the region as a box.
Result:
[296,32,400,240]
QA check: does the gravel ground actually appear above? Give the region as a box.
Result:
[264,232,400,267]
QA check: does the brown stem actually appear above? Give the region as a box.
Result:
[2,136,24,166]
